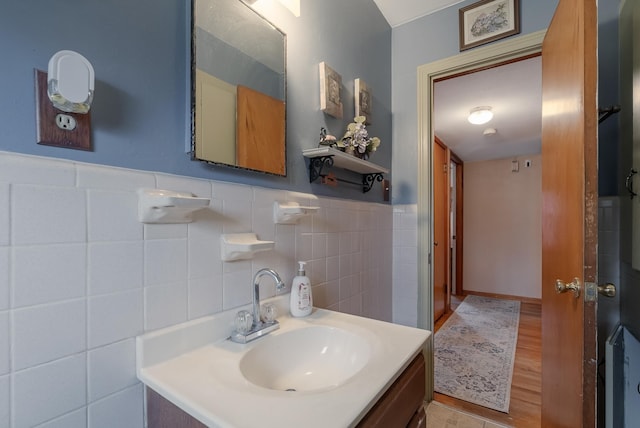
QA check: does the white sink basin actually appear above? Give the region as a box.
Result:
[239,326,370,392]
[136,295,430,428]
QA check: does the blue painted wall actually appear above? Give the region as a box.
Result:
[390,0,558,204]
[196,28,284,100]
[0,0,391,202]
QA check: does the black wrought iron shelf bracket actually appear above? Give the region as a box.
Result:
[363,173,385,193]
[305,150,388,193]
[309,156,334,183]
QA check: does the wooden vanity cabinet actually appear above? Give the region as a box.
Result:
[147,388,206,428]
[146,352,426,428]
[356,352,426,428]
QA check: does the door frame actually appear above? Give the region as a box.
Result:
[450,151,464,297]
[433,136,451,321]
[416,30,546,400]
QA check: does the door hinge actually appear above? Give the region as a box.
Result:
[428,253,432,264]
[584,282,597,302]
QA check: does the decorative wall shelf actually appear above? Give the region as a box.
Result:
[273,201,319,224]
[302,147,389,193]
[138,189,210,224]
[220,233,274,262]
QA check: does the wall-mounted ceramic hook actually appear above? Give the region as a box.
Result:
[221,233,275,262]
[273,201,319,224]
[138,189,210,224]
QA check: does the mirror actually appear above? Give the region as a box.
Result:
[192,0,287,176]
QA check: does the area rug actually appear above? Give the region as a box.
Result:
[434,295,520,413]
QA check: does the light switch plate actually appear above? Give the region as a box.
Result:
[35,69,92,151]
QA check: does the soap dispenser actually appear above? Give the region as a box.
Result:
[290,261,312,317]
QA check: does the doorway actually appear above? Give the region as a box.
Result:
[416,30,546,402]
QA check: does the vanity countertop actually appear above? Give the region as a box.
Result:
[136,296,430,428]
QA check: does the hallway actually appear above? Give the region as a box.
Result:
[433,294,542,427]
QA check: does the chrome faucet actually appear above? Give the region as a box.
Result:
[230,268,286,344]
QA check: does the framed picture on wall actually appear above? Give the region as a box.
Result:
[319,62,343,119]
[459,0,520,51]
[355,78,372,124]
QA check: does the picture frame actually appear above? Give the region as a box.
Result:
[319,62,343,119]
[459,0,520,51]
[354,78,372,124]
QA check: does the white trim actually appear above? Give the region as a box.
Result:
[416,29,546,401]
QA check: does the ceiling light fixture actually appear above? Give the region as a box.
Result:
[468,106,493,125]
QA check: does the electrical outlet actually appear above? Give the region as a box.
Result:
[55,114,77,130]
[35,69,91,151]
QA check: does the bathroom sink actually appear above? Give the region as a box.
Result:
[239,326,370,392]
[136,295,430,428]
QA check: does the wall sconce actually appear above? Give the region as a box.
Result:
[47,50,94,114]
[468,106,493,125]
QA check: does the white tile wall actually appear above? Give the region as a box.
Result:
[0,185,9,247]
[0,151,393,427]
[0,248,8,311]
[0,375,9,428]
[392,204,419,327]
[12,354,86,428]
[34,409,86,428]
[0,313,8,376]
[12,299,86,370]
[144,282,188,330]
[598,197,621,353]
[598,197,621,284]
[87,190,142,242]
[87,339,137,402]
[11,185,86,245]
[87,384,143,428]
[88,290,144,348]
[12,244,87,308]
[88,242,143,296]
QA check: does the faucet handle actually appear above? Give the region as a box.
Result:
[234,310,254,333]
[261,303,278,323]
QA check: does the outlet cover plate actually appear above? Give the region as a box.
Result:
[35,69,92,151]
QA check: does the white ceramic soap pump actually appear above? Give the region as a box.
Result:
[290,261,312,317]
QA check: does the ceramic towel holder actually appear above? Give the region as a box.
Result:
[221,233,275,262]
[138,189,210,224]
[273,202,319,224]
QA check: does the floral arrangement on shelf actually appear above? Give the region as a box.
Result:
[317,117,381,160]
[337,116,380,159]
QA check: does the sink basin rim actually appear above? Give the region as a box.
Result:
[238,325,372,392]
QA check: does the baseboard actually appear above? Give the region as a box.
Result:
[457,290,541,305]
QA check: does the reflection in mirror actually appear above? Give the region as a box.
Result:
[192,0,287,176]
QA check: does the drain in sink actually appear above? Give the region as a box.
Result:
[285,388,297,392]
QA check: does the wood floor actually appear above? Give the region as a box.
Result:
[434,294,542,428]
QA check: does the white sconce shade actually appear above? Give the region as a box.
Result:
[47,50,94,114]
[468,106,493,125]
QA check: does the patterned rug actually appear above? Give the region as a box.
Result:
[434,295,520,413]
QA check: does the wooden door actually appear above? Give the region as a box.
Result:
[433,138,449,321]
[452,154,464,296]
[236,85,286,176]
[541,0,597,426]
